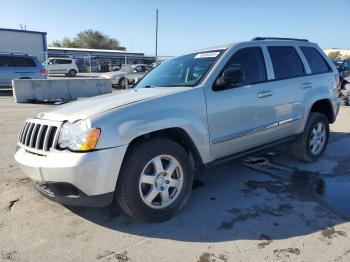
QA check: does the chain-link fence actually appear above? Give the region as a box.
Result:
[0,48,172,95]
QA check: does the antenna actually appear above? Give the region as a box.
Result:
[20,24,27,31]
[155,9,159,58]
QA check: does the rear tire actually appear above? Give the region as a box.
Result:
[116,138,193,222]
[68,69,77,77]
[292,112,329,162]
[118,77,128,89]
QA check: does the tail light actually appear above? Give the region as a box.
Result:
[40,69,46,75]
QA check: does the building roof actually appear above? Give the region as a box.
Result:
[48,47,142,55]
[0,27,47,35]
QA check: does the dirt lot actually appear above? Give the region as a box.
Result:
[1,96,350,262]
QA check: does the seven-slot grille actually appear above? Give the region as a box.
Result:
[18,120,60,152]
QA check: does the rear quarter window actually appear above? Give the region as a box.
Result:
[300,46,331,74]
[268,46,305,80]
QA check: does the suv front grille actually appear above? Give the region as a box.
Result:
[18,120,60,152]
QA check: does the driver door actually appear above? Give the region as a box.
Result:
[204,47,278,159]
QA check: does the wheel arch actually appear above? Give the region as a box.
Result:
[124,127,204,170]
[309,99,335,124]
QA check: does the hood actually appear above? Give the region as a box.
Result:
[36,87,189,122]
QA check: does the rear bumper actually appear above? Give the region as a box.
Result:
[332,97,341,121]
[14,144,128,206]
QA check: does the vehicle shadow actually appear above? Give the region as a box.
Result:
[67,131,350,243]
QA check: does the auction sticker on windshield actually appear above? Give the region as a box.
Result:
[194,52,220,59]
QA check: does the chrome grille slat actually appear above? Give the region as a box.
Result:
[29,124,39,148]
[35,125,45,149]
[18,123,27,143]
[18,120,61,153]
[43,126,53,151]
[20,122,30,144]
[25,123,35,146]
[39,125,48,150]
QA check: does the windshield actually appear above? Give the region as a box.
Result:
[135,50,224,88]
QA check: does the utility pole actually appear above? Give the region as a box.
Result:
[155,9,159,58]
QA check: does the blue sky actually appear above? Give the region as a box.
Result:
[1,0,349,56]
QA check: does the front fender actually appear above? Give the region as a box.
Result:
[90,87,212,163]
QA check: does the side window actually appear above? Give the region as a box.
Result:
[0,56,35,67]
[135,66,143,72]
[0,56,12,67]
[300,46,331,74]
[268,46,305,80]
[145,66,153,72]
[222,47,267,85]
[56,59,71,64]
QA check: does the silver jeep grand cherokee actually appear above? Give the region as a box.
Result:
[15,37,341,222]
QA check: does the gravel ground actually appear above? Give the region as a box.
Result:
[0,96,350,262]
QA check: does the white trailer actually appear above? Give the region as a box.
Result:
[0,28,47,62]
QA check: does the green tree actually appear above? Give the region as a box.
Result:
[327,51,341,60]
[51,30,126,50]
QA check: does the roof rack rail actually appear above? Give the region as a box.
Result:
[251,37,309,42]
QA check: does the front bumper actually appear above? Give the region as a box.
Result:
[33,181,114,207]
[15,144,128,207]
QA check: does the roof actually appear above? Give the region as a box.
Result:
[324,48,350,51]
[49,47,130,54]
[0,27,47,35]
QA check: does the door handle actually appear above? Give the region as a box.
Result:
[301,82,313,89]
[257,90,273,98]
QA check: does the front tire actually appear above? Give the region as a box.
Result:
[292,112,329,162]
[116,138,193,222]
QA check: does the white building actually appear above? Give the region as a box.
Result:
[324,48,350,58]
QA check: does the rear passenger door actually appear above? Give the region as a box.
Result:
[205,46,278,159]
[265,46,307,138]
[56,59,70,73]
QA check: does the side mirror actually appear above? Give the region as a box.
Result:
[214,67,245,90]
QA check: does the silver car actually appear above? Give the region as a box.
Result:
[100,64,153,88]
[15,37,340,222]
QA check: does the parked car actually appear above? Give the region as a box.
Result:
[100,64,153,88]
[46,57,79,77]
[337,60,350,79]
[333,59,350,105]
[15,37,340,222]
[0,54,46,89]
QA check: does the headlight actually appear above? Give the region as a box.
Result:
[58,120,101,151]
